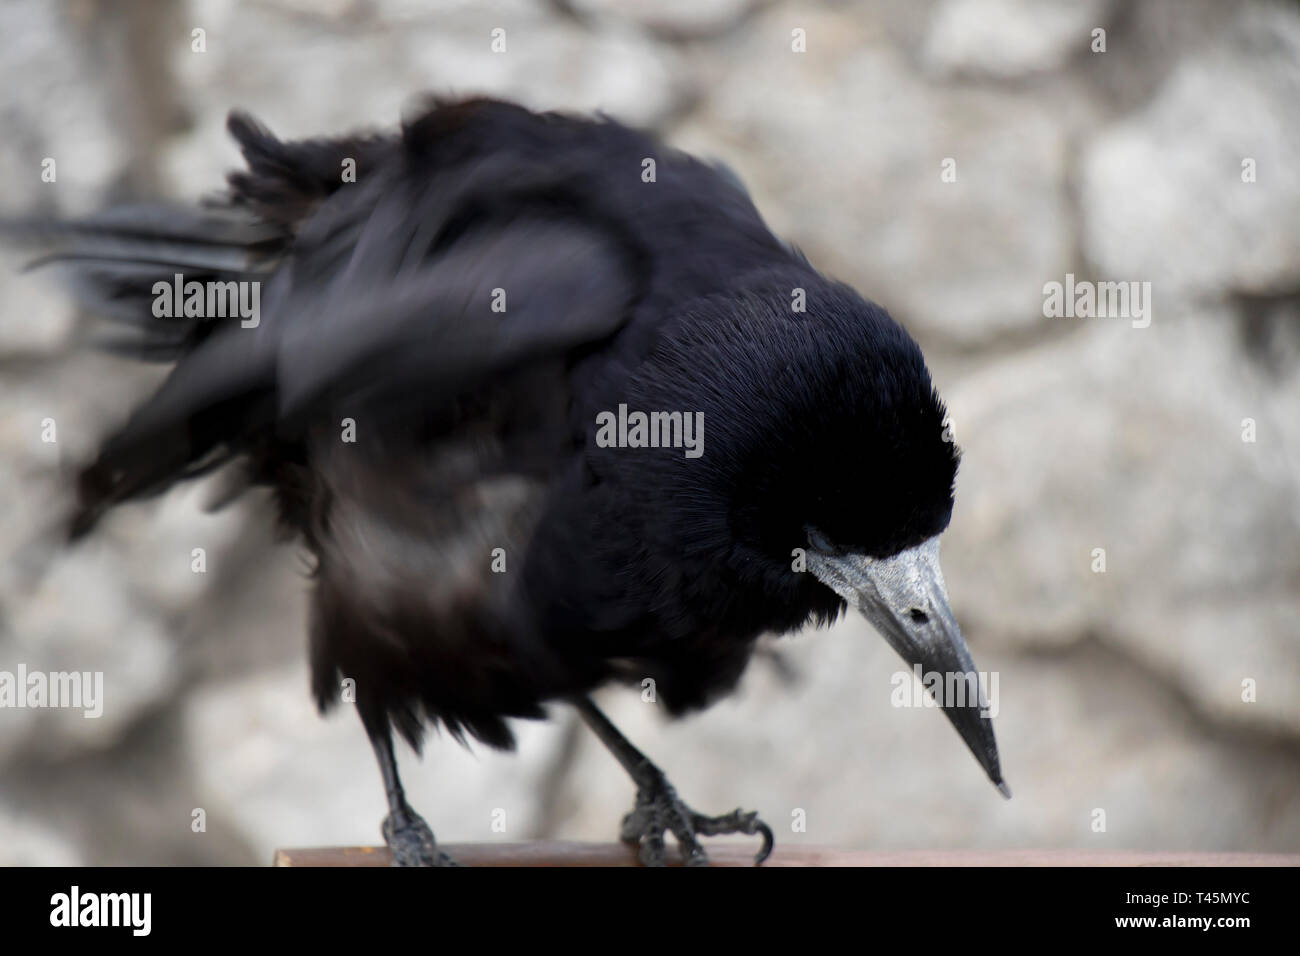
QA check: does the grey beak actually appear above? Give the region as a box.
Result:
[807,535,1009,797]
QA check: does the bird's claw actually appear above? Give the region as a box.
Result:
[382,807,459,866]
[619,772,774,866]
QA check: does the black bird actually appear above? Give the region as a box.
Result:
[12,97,1007,866]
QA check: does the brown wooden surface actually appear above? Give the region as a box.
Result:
[273,842,1300,867]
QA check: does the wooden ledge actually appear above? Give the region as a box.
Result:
[272,843,1300,867]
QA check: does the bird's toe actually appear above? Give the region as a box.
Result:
[382,808,458,867]
[619,778,770,866]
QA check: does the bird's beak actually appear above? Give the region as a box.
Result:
[807,535,1010,797]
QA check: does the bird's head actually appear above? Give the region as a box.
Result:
[621,271,1007,794]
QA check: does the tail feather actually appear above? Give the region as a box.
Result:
[3,109,385,541]
[1,203,289,539]
[4,203,284,352]
[48,258,259,349]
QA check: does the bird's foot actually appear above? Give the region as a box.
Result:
[382,806,459,867]
[620,767,774,867]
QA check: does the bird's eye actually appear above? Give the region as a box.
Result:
[908,608,929,625]
[806,527,835,553]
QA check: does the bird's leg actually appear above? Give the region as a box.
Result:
[572,696,774,867]
[365,719,457,867]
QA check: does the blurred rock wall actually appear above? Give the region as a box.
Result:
[1,0,1297,864]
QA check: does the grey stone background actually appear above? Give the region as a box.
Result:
[1,0,1297,864]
